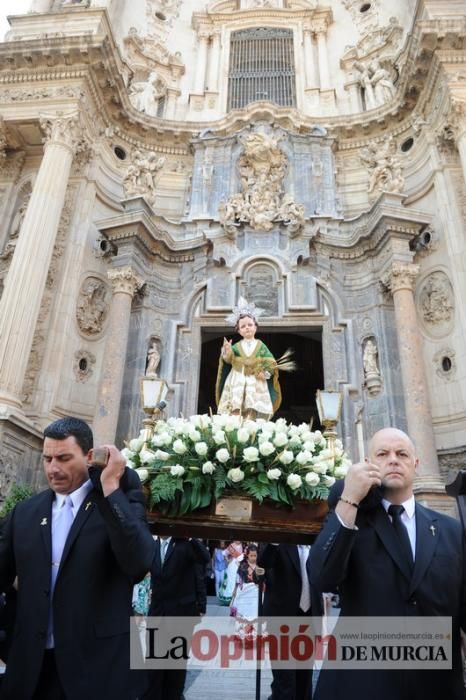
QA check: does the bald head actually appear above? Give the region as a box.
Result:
[368,427,418,503]
[368,428,416,458]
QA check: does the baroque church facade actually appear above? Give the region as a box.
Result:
[0,0,465,509]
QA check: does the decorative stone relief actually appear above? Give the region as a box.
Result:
[76,277,110,336]
[145,338,161,377]
[0,151,26,184]
[353,59,396,109]
[73,349,96,383]
[39,113,83,155]
[243,264,279,316]
[146,0,182,30]
[241,0,280,7]
[341,17,402,63]
[219,130,305,235]
[123,149,165,206]
[433,348,456,382]
[362,336,382,397]
[0,187,31,262]
[359,136,404,196]
[0,118,7,163]
[108,266,144,297]
[418,271,454,332]
[128,72,167,117]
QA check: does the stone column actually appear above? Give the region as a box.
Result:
[385,262,440,478]
[0,113,82,411]
[193,31,210,94]
[206,30,221,92]
[165,89,178,120]
[314,22,330,90]
[452,103,466,182]
[93,266,143,445]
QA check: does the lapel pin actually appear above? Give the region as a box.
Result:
[85,502,92,511]
[430,525,436,536]
[40,517,47,526]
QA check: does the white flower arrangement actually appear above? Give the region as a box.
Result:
[125,415,350,515]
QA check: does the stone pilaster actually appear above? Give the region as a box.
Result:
[93,266,144,445]
[0,113,82,412]
[384,262,440,479]
[450,101,466,183]
[206,30,221,93]
[302,26,314,89]
[313,20,330,90]
[193,31,210,95]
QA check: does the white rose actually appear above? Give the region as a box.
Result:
[237,427,250,443]
[333,465,348,479]
[242,446,260,462]
[225,415,241,432]
[267,468,281,480]
[275,418,288,431]
[259,441,275,457]
[323,475,336,487]
[129,437,144,452]
[259,431,274,443]
[303,440,316,452]
[188,429,201,442]
[151,434,166,447]
[273,433,288,448]
[170,464,185,477]
[288,437,302,449]
[288,425,300,436]
[139,448,155,464]
[161,432,173,446]
[287,473,303,490]
[189,415,202,428]
[126,459,136,470]
[202,461,216,474]
[213,431,226,445]
[216,448,230,464]
[173,439,188,455]
[212,414,227,429]
[295,450,312,465]
[313,430,323,444]
[279,450,294,465]
[135,468,149,482]
[227,467,245,483]
[154,449,170,461]
[305,471,320,487]
[312,462,328,474]
[121,447,135,461]
[194,441,208,456]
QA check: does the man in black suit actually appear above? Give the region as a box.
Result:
[258,542,320,700]
[0,416,155,700]
[310,427,466,700]
[143,536,210,700]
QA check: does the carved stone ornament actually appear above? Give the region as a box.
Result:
[73,349,96,383]
[108,266,144,296]
[0,151,26,184]
[433,348,456,383]
[0,192,31,262]
[362,336,382,397]
[123,148,165,206]
[219,130,305,235]
[128,71,167,117]
[353,58,396,109]
[359,135,405,196]
[76,276,109,336]
[341,16,402,63]
[39,113,83,155]
[418,271,454,326]
[0,117,7,163]
[243,264,279,316]
[382,262,419,294]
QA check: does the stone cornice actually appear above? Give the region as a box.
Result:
[192,7,332,32]
[96,200,207,263]
[312,193,432,261]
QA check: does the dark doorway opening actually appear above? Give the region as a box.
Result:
[197,328,324,427]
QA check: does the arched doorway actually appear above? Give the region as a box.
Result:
[197,327,324,426]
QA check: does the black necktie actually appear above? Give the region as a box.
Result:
[388,504,414,569]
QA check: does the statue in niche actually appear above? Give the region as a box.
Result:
[76,277,108,335]
[128,72,167,117]
[419,273,454,325]
[0,199,29,260]
[363,337,382,396]
[359,136,404,195]
[219,130,305,234]
[145,339,161,377]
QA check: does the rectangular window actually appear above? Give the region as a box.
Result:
[228,27,296,110]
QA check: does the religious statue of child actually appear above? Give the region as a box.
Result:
[216,297,281,419]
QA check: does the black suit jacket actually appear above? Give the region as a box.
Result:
[310,482,466,700]
[149,538,210,617]
[0,468,155,700]
[258,543,322,618]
